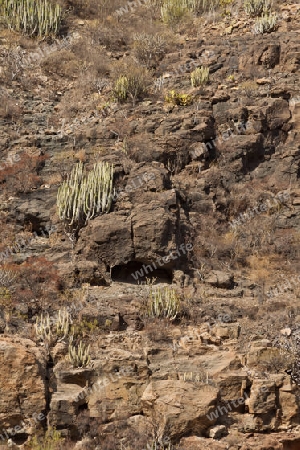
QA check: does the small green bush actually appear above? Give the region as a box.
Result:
[191,66,209,87]
[1,0,62,37]
[252,12,278,34]
[219,0,234,16]
[0,286,11,307]
[165,90,193,106]
[71,318,99,338]
[160,0,190,26]
[187,0,220,14]
[113,63,151,105]
[31,427,63,450]
[160,0,220,24]
[243,0,271,17]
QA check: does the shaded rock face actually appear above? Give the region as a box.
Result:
[78,214,135,269]
[8,191,56,233]
[76,185,193,284]
[58,80,298,288]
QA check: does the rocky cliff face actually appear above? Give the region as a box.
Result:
[1,0,300,448]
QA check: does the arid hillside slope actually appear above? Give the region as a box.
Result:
[1,0,300,449]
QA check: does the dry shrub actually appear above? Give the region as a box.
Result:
[144,318,173,343]
[0,151,48,194]
[193,223,233,267]
[63,0,124,19]
[246,255,274,284]
[58,87,87,120]
[0,93,22,121]
[43,173,63,188]
[266,301,287,313]
[12,257,62,309]
[61,0,100,18]
[260,347,294,374]
[228,215,276,264]
[133,32,167,69]
[0,47,24,85]
[74,149,86,162]
[90,20,129,52]
[274,229,300,260]
[19,74,42,92]
[1,258,62,313]
[68,39,111,98]
[240,306,259,321]
[143,0,165,20]
[227,183,252,218]
[55,46,112,120]
[41,49,80,78]
[19,36,38,49]
[239,80,260,98]
[112,59,152,105]
[224,432,242,448]
[0,221,23,254]
[70,38,110,77]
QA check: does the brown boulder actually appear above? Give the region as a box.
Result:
[0,337,47,433]
[179,436,228,449]
[205,271,234,289]
[141,380,219,440]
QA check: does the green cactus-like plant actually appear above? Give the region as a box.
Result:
[186,0,220,15]
[35,312,52,343]
[147,285,180,320]
[113,64,150,105]
[113,75,129,102]
[243,0,271,17]
[35,308,72,344]
[191,66,209,87]
[56,307,72,340]
[68,340,90,368]
[160,0,190,26]
[57,161,114,231]
[252,12,278,34]
[1,0,62,37]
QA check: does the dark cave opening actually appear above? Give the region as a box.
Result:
[111,261,172,284]
[10,433,28,445]
[78,403,88,412]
